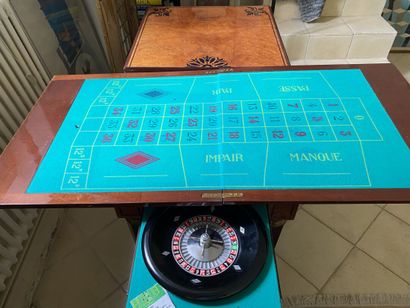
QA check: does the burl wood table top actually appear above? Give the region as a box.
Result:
[124,6,289,72]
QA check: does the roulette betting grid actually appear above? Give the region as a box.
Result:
[27,69,410,193]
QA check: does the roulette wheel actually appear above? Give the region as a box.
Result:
[142,206,267,301]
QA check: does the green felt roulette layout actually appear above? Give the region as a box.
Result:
[27,69,410,193]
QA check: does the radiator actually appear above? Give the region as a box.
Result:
[0,0,49,152]
[0,0,49,301]
[0,209,40,292]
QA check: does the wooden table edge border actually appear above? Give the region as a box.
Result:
[0,64,410,208]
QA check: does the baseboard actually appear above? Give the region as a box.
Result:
[283,294,410,307]
[391,47,410,53]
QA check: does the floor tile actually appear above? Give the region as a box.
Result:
[67,207,117,238]
[348,34,395,59]
[384,204,410,225]
[33,247,118,308]
[276,209,353,289]
[290,59,307,66]
[323,248,410,294]
[91,219,135,284]
[343,16,396,34]
[98,288,127,308]
[305,17,352,36]
[389,53,410,83]
[303,204,381,243]
[343,0,386,16]
[306,35,352,60]
[357,211,410,283]
[122,280,130,293]
[322,0,346,16]
[282,34,309,61]
[277,19,309,36]
[347,58,390,64]
[304,59,350,65]
[45,213,85,267]
[276,257,318,296]
[274,0,300,21]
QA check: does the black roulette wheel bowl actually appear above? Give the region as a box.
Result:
[142,206,268,301]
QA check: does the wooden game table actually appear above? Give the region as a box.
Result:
[0,64,409,245]
[123,6,289,72]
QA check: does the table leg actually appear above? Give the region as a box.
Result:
[268,203,299,247]
[115,206,143,239]
[271,0,277,12]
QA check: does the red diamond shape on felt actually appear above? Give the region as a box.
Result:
[116,151,159,169]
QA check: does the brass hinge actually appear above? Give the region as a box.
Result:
[201,192,244,199]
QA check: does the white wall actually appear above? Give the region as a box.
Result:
[10,0,110,75]
[11,0,68,76]
[82,0,109,60]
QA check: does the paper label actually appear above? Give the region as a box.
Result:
[130,284,175,308]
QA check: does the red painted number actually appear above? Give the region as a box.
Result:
[207,132,218,140]
[272,130,284,139]
[229,132,240,139]
[339,131,352,136]
[102,133,114,143]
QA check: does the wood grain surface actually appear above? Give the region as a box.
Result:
[123,6,289,72]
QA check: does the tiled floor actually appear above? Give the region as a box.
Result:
[276,205,410,297]
[31,204,410,308]
[389,53,410,83]
[31,54,410,307]
[31,208,132,308]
